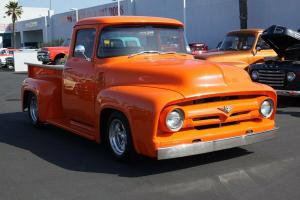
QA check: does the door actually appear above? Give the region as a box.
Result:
[62,26,98,126]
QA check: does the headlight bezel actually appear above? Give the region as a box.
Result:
[260,98,274,118]
[165,108,185,132]
[287,72,296,82]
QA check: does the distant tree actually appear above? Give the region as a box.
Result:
[5,1,23,48]
[239,0,248,29]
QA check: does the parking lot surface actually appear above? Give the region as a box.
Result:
[0,72,299,200]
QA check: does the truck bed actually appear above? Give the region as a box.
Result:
[26,63,64,79]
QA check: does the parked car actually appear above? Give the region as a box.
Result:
[22,16,277,161]
[189,43,208,55]
[37,39,70,65]
[0,48,13,68]
[249,25,300,96]
[195,29,277,70]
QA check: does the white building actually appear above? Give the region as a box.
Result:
[0,0,49,48]
[1,0,300,49]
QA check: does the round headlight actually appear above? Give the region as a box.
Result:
[287,72,296,82]
[166,109,184,132]
[260,99,274,118]
[251,70,259,80]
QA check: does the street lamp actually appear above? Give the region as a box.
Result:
[112,0,121,16]
[70,8,79,22]
[49,0,52,10]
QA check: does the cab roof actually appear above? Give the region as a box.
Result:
[228,29,264,34]
[75,16,184,27]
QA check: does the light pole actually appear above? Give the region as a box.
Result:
[70,8,79,22]
[112,0,121,16]
[49,0,52,10]
[183,0,186,27]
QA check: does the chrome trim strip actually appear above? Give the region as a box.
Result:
[276,90,300,96]
[25,62,64,70]
[157,128,278,160]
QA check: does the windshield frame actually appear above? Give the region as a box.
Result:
[97,24,190,59]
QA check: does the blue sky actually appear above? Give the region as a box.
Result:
[18,0,115,14]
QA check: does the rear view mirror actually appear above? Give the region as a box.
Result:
[256,46,262,51]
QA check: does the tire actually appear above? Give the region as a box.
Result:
[106,111,137,161]
[54,57,65,65]
[28,94,42,127]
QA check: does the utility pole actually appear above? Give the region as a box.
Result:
[239,0,248,29]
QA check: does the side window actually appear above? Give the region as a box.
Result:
[73,29,96,59]
[257,37,271,50]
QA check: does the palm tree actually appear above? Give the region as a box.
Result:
[239,0,248,29]
[5,1,23,48]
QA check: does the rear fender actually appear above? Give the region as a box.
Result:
[22,78,63,122]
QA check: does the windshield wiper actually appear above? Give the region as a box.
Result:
[128,51,161,58]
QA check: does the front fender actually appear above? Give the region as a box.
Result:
[22,77,63,121]
[96,86,184,157]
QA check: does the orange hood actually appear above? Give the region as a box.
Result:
[103,56,271,98]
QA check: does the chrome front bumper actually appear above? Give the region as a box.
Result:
[277,90,300,96]
[157,128,278,160]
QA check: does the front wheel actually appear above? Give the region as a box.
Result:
[106,111,137,161]
[28,94,42,127]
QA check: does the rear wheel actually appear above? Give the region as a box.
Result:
[28,94,42,127]
[106,111,137,161]
[54,56,65,65]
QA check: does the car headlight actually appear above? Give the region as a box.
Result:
[166,109,184,132]
[251,70,259,80]
[287,72,296,82]
[260,99,274,118]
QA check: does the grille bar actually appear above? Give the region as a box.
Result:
[258,70,286,87]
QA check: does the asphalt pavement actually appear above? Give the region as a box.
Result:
[0,72,299,200]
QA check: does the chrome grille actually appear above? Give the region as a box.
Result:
[258,70,285,87]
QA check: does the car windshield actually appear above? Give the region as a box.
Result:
[219,33,255,51]
[98,25,190,58]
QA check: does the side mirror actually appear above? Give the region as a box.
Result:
[256,46,262,51]
[74,45,90,61]
[75,45,85,55]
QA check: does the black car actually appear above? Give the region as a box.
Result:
[249,25,300,96]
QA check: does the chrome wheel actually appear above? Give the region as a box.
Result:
[109,119,128,156]
[29,95,39,124]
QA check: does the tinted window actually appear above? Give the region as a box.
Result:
[98,25,189,58]
[73,29,96,59]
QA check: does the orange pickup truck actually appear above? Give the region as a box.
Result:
[195,29,277,70]
[22,16,277,160]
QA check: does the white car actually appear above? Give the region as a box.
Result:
[0,49,13,68]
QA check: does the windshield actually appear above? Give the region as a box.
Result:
[219,33,255,51]
[98,25,190,58]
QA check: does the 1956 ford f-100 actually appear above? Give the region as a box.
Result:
[22,16,277,160]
